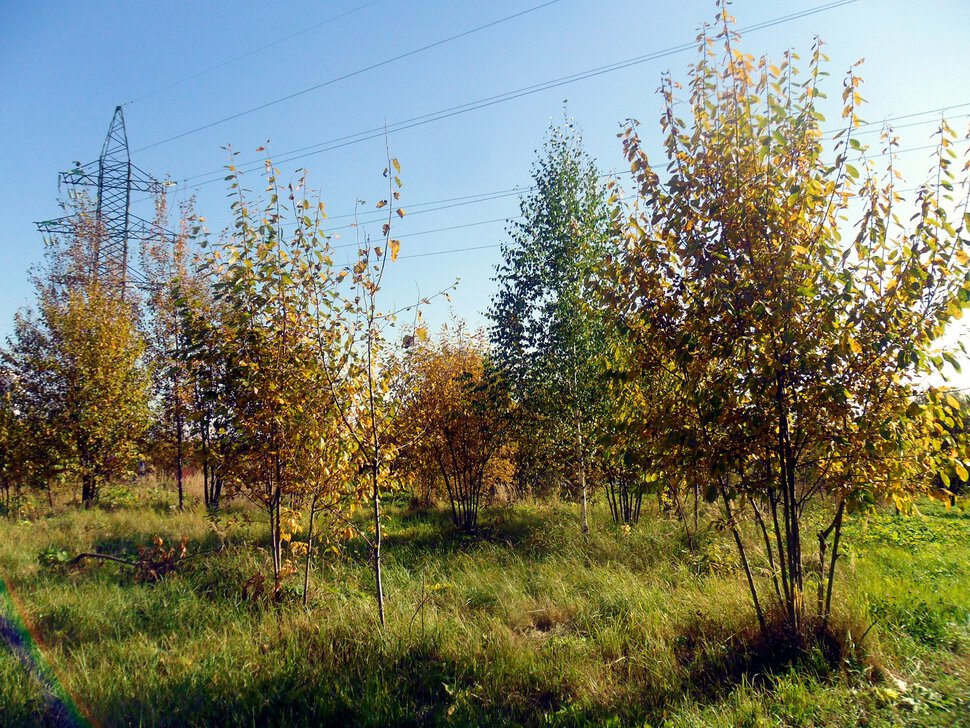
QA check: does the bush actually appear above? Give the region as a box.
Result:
[97,485,137,511]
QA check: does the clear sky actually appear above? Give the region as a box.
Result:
[2,1,968,379]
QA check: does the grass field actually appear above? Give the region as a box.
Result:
[0,492,967,727]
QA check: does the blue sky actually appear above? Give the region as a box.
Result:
[2,0,969,378]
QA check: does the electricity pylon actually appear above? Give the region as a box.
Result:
[35,105,172,297]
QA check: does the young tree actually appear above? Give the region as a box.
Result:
[3,283,150,507]
[488,120,618,529]
[402,325,513,531]
[0,336,63,510]
[599,10,970,637]
[317,157,420,626]
[176,276,232,510]
[141,200,197,509]
[195,155,351,594]
[0,371,20,513]
[309,149,455,625]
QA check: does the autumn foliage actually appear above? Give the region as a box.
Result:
[0,4,968,656]
[596,10,970,635]
[402,326,513,531]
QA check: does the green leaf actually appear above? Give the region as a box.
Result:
[943,351,963,373]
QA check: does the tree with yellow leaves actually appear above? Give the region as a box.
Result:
[597,5,970,638]
[4,281,150,508]
[401,324,513,532]
[192,154,353,596]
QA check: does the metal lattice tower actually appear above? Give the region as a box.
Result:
[36,105,170,296]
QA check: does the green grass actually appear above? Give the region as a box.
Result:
[0,494,967,726]
[0,598,50,726]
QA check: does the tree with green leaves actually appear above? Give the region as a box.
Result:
[175,271,232,510]
[0,371,21,514]
[598,7,970,638]
[488,120,618,530]
[3,282,150,508]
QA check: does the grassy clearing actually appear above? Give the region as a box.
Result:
[0,495,967,726]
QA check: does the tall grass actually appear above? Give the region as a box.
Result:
[0,494,967,726]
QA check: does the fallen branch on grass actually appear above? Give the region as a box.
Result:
[69,552,135,567]
[67,537,225,584]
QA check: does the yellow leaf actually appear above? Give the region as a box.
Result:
[397,208,406,219]
[389,239,401,261]
[847,337,862,355]
[392,158,401,173]
[376,200,387,209]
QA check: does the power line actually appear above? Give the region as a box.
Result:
[121,0,968,258]
[334,163,970,263]
[317,122,970,232]
[398,243,500,260]
[184,166,970,272]
[136,0,856,166]
[181,96,968,195]
[133,98,965,220]
[177,134,970,247]
[844,109,970,138]
[134,0,563,152]
[124,0,386,106]
[181,137,970,273]
[327,186,530,222]
[166,3,970,205]
[330,216,519,251]
[272,152,970,259]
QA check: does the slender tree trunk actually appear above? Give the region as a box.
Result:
[199,417,211,507]
[272,490,283,594]
[211,442,222,510]
[722,488,767,636]
[675,488,697,554]
[202,460,210,509]
[371,458,385,627]
[606,481,617,524]
[692,481,699,535]
[577,417,588,534]
[750,496,784,606]
[769,489,793,620]
[175,409,184,511]
[571,344,589,535]
[821,499,846,630]
[777,377,803,633]
[303,495,317,607]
